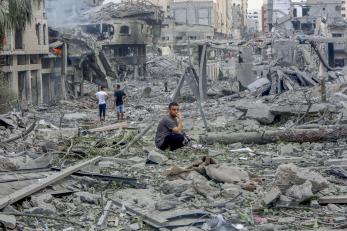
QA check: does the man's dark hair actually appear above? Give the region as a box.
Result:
[101,86,105,90]
[117,84,121,89]
[169,102,179,109]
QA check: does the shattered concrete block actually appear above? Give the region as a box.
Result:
[245,103,275,125]
[262,186,281,206]
[328,203,342,212]
[205,164,249,184]
[276,195,296,208]
[0,214,16,229]
[25,206,56,215]
[278,217,295,223]
[258,223,278,231]
[0,157,17,171]
[155,199,180,211]
[75,192,101,204]
[285,181,314,202]
[310,200,320,209]
[126,223,141,231]
[162,179,191,194]
[274,164,329,193]
[147,150,168,164]
[184,171,208,183]
[31,194,55,212]
[247,77,270,92]
[280,144,294,155]
[333,217,347,223]
[142,87,152,98]
[221,183,242,199]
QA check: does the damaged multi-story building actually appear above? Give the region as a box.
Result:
[77,0,164,79]
[159,0,234,46]
[0,0,49,105]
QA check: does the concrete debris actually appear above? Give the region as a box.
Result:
[275,164,329,193]
[2,0,347,230]
[0,214,16,229]
[205,164,249,184]
[147,149,168,164]
[285,181,314,203]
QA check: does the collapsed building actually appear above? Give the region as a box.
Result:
[79,1,164,79]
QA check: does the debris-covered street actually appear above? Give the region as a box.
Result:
[1,0,347,230]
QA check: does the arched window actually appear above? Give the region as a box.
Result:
[120,25,130,35]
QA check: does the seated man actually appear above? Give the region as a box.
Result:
[155,102,189,151]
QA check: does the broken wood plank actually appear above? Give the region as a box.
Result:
[200,125,347,145]
[96,200,113,230]
[88,122,128,133]
[0,157,101,210]
[318,195,347,204]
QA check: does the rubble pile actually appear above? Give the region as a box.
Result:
[3,1,347,231]
[83,0,163,22]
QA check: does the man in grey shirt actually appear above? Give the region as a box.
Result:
[155,102,188,151]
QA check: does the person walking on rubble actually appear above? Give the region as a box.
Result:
[114,84,127,121]
[96,86,108,122]
[155,102,190,151]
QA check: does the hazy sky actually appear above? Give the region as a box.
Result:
[248,0,264,10]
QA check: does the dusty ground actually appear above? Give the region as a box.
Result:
[1,75,347,231]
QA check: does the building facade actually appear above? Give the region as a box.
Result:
[0,0,49,105]
[247,9,262,32]
[342,0,347,18]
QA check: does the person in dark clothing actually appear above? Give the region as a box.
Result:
[114,84,127,120]
[155,102,190,151]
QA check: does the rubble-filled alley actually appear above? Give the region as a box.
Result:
[1,0,347,230]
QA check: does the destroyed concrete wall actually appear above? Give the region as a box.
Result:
[109,19,153,45]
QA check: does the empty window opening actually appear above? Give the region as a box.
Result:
[36,23,41,45]
[120,25,130,35]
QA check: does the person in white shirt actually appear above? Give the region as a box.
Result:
[96,86,108,121]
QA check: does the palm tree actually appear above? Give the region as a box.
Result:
[0,0,32,48]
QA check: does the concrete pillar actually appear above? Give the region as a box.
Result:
[11,71,19,96]
[27,70,32,104]
[134,65,139,79]
[37,68,43,105]
[61,43,67,100]
[11,56,19,96]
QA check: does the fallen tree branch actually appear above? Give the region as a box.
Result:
[200,125,347,145]
[119,121,155,155]
[1,120,37,144]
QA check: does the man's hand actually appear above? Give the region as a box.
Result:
[176,112,183,122]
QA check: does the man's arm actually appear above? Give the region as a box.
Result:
[172,113,183,134]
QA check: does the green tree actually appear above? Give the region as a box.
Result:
[0,0,32,47]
